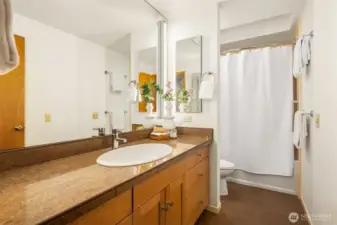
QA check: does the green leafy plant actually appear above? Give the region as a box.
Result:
[140,82,154,103]
[178,88,192,103]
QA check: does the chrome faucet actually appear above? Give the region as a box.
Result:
[112,129,127,149]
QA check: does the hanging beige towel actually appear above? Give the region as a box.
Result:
[0,0,19,75]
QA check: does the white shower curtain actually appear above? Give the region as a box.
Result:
[220,46,294,176]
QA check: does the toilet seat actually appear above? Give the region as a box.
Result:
[220,159,234,169]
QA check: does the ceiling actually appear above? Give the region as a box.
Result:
[219,0,306,51]
[12,0,161,49]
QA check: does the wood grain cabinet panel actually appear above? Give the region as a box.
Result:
[183,158,209,225]
[117,214,132,225]
[133,159,185,210]
[134,192,163,225]
[71,190,132,225]
[185,147,209,170]
[166,177,183,225]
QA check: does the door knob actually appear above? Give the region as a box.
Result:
[14,125,24,131]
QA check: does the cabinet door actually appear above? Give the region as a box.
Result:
[134,191,165,225]
[117,215,132,225]
[183,158,209,225]
[166,176,183,225]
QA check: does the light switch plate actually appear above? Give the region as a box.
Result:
[315,114,320,128]
[45,113,51,122]
[92,112,99,120]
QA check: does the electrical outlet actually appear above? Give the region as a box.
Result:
[184,115,193,122]
[92,112,99,120]
[45,113,51,122]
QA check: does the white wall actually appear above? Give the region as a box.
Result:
[167,0,220,209]
[300,0,314,218]
[310,0,337,224]
[13,13,130,146]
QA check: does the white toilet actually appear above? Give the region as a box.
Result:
[220,159,235,196]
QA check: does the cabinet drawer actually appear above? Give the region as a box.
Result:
[71,190,132,225]
[185,147,209,170]
[183,159,209,225]
[134,159,185,210]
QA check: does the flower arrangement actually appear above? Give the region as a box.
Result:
[140,82,154,103]
[150,80,175,102]
[162,81,175,102]
[177,88,193,104]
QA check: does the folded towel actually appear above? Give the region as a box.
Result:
[0,0,19,75]
[293,110,308,149]
[199,74,215,99]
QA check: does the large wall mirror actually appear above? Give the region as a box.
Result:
[0,0,164,151]
[175,36,202,113]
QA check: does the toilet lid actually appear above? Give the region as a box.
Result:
[220,159,235,169]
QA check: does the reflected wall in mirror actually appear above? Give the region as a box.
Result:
[0,0,162,151]
[175,36,202,113]
[137,47,157,113]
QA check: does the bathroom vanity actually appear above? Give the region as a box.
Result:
[0,128,212,225]
[72,145,209,225]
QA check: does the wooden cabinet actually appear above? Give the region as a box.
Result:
[134,192,164,225]
[183,158,209,225]
[71,190,132,225]
[166,177,183,225]
[118,215,133,225]
[72,147,209,225]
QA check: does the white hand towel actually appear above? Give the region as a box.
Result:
[301,35,311,66]
[111,110,125,130]
[199,75,215,99]
[293,37,303,78]
[293,110,308,149]
[109,72,125,92]
[0,0,19,75]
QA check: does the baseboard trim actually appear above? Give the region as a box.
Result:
[206,203,222,214]
[300,196,313,225]
[227,177,297,195]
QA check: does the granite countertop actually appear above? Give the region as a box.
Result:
[0,135,211,225]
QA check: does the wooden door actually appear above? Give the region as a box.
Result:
[166,177,183,225]
[138,72,157,112]
[0,35,25,150]
[134,192,164,225]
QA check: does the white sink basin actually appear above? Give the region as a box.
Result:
[97,144,173,167]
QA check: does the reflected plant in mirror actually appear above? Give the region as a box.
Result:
[177,88,193,113]
[175,36,202,113]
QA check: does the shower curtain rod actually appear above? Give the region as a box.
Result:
[221,41,295,56]
[221,30,314,56]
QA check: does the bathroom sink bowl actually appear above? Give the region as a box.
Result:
[97,144,173,167]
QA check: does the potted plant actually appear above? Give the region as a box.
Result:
[151,80,175,117]
[162,81,175,117]
[177,88,192,112]
[140,82,155,116]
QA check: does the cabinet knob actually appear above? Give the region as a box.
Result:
[198,174,204,177]
[14,125,24,131]
[160,204,168,211]
[166,201,174,207]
